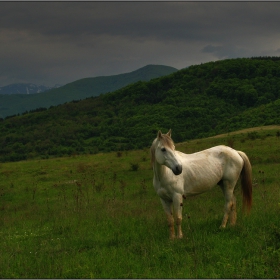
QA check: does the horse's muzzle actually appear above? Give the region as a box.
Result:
[172,164,182,175]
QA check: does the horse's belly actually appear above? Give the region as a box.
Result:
[184,183,216,196]
[183,165,222,196]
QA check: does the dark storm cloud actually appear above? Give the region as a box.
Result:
[1,2,280,86]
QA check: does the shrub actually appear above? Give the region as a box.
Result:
[130,163,139,171]
[247,131,259,140]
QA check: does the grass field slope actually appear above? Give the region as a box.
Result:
[0,126,280,278]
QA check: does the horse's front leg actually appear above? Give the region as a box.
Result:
[160,199,175,239]
[173,193,184,239]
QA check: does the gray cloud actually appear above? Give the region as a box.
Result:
[0,2,280,86]
[201,44,250,59]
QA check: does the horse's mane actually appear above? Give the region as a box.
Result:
[150,134,175,165]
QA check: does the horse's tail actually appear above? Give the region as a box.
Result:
[238,151,253,213]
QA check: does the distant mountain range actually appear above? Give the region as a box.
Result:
[0,64,178,118]
[0,83,61,95]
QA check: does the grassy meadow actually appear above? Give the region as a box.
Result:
[1,125,280,278]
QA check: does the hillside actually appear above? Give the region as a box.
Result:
[1,57,280,162]
[0,65,177,118]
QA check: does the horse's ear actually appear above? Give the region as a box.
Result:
[157,130,162,139]
[167,129,172,137]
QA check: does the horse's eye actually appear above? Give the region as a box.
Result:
[161,147,166,152]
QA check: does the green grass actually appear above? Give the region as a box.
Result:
[1,126,280,278]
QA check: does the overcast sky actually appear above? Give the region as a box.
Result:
[1,1,280,87]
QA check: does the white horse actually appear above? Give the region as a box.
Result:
[150,129,252,239]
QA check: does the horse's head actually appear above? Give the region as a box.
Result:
[151,129,182,175]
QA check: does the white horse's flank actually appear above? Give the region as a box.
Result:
[151,129,252,239]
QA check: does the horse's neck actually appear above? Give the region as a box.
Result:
[153,162,168,182]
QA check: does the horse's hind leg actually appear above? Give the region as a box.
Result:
[229,195,237,226]
[220,180,236,228]
[160,199,175,239]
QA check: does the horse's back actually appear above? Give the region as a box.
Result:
[179,145,240,163]
[185,145,243,163]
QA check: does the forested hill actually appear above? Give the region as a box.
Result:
[0,64,177,118]
[1,57,280,162]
